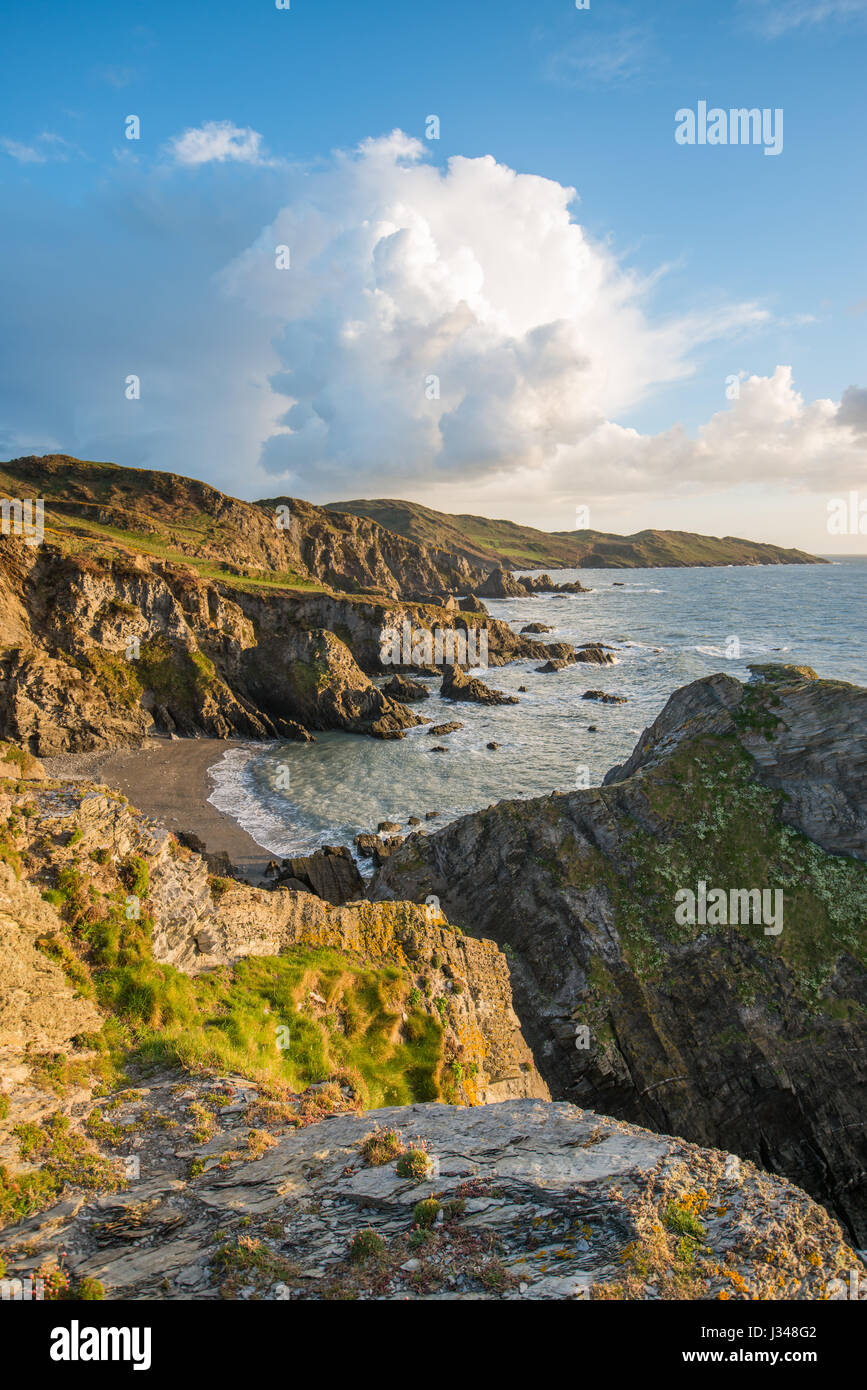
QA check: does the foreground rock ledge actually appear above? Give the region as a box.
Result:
[1,1096,857,1301]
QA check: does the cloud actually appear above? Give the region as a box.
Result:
[1,132,78,164]
[96,65,136,89]
[741,0,867,36]
[554,367,867,503]
[213,131,770,494]
[544,25,653,85]
[835,385,867,433]
[0,128,863,530]
[165,121,270,167]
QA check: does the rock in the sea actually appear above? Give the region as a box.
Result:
[273,845,364,905]
[535,658,575,673]
[440,664,518,705]
[521,623,553,634]
[582,690,627,704]
[574,644,616,665]
[428,722,464,736]
[371,835,405,866]
[378,820,402,833]
[382,674,430,702]
[474,567,529,598]
[487,742,500,751]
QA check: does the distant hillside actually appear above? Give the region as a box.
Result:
[325,498,826,569]
[0,455,480,597]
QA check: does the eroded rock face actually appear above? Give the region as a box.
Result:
[0,1096,857,1300]
[0,541,420,752]
[371,669,867,1241]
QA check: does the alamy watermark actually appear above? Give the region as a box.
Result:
[675,880,783,936]
[827,491,867,535]
[675,102,783,157]
[1,497,44,546]
[380,621,489,669]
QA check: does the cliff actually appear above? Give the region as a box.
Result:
[371,666,867,1242]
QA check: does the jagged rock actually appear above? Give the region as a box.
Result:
[272,846,364,905]
[582,690,627,704]
[440,665,518,706]
[475,568,528,598]
[536,658,575,673]
[0,1096,857,1301]
[382,674,430,702]
[458,595,488,613]
[354,833,379,859]
[377,821,402,833]
[428,722,463,736]
[574,644,616,665]
[371,836,406,866]
[371,670,867,1242]
[521,623,552,634]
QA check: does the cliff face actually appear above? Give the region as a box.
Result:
[371,667,867,1242]
[0,530,577,754]
[0,539,424,753]
[0,755,860,1302]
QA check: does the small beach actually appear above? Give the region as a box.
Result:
[42,738,275,883]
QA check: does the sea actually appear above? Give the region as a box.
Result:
[207,556,866,865]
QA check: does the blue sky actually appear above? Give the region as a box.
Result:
[1,0,865,548]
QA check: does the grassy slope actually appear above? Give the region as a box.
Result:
[0,455,323,595]
[324,498,826,570]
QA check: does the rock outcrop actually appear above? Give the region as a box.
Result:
[475,568,588,599]
[266,846,365,905]
[0,1096,857,1301]
[371,667,867,1242]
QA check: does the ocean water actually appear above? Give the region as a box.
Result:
[208,556,867,863]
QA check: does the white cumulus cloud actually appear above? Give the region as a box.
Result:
[218,130,774,496]
[166,120,269,166]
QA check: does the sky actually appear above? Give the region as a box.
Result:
[1,0,865,551]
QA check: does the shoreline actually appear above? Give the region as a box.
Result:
[42,739,274,884]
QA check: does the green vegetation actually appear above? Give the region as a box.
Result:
[584,736,867,1012]
[0,1114,122,1226]
[663,1200,707,1241]
[395,1148,431,1180]
[37,854,444,1107]
[348,1229,386,1262]
[360,1127,404,1166]
[413,1198,441,1228]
